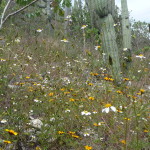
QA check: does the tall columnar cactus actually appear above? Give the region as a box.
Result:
[121,0,132,70]
[93,0,121,83]
[101,14,121,81]
[121,0,131,50]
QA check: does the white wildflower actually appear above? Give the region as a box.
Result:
[15,38,21,43]
[65,109,71,113]
[81,25,88,29]
[81,110,91,116]
[1,119,7,124]
[61,39,69,43]
[94,46,101,50]
[36,29,43,32]
[123,48,128,51]
[135,54,146,60]
[102,104,117,113]
[83,132,90,137]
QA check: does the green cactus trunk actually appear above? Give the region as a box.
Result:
[121,0,132,71]
[93,0,122,83]
[101,14,121,82]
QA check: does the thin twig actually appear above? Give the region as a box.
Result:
[0,0,11,29]
[0,0,39,29]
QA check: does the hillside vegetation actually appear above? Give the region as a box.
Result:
[0,2,150,150]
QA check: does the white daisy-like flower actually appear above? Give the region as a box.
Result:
[113,23,117,27]
[62,77,70,84]
[15,38,21,43]
[27,55,32,60]
[1,119,7,124]
[81,110,91,116]
[0,58,6,62]
[61,38,69,43]
[65,109,71,113]
[83,132,90,137]
[135,54,146,60]
[66,15,71,19]
[36,29,43,32]
[102,104,117,113]
[102,53,106,56]
[123,48,128,51]
[92,111,98,114]
[50,117,55,121]
[94,46,101,50]
[34,99,42,103]
[81,25,88,29]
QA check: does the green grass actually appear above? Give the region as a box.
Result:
[0,22,150,150]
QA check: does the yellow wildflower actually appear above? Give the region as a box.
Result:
[124,118,131,121]
[116,90,123,94]
[58,131,65,134]
[109,78,114,81]
[35,146,42,150]
[137,92,141,95]
[60,88,65,91]
[132,96,137,99]
[143,130,149,133]
[90,72,99,76]
[3,140,12,144]
[25,76,30,79]
[117,109,123,113]
[84,145,93,150]
[68,131,76,135]
[48,99,54,102]
[120,140,126,144]
[64,91,70,95]
[88,97,95,100]
[69,98,75,101]
[105,104,112,108]
[123,78,129,81]
[88,83,93,86]
[48,92,54,96]
[69,88,74,91]
[93,122,104,126]
[71,134,80,138]
[140,89,145,94]
[5,129,18,135]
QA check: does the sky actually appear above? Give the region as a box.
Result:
[115,0,150,22]
[72,0,150,23]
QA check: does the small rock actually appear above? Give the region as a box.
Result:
[29,118,43,129]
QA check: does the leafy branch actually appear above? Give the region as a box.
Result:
[0,0,39,30]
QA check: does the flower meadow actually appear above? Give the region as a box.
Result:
[0,22,150,150]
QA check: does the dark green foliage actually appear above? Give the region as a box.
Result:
[16,0,34,6]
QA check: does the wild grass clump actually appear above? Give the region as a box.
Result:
[0,20,150,150]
